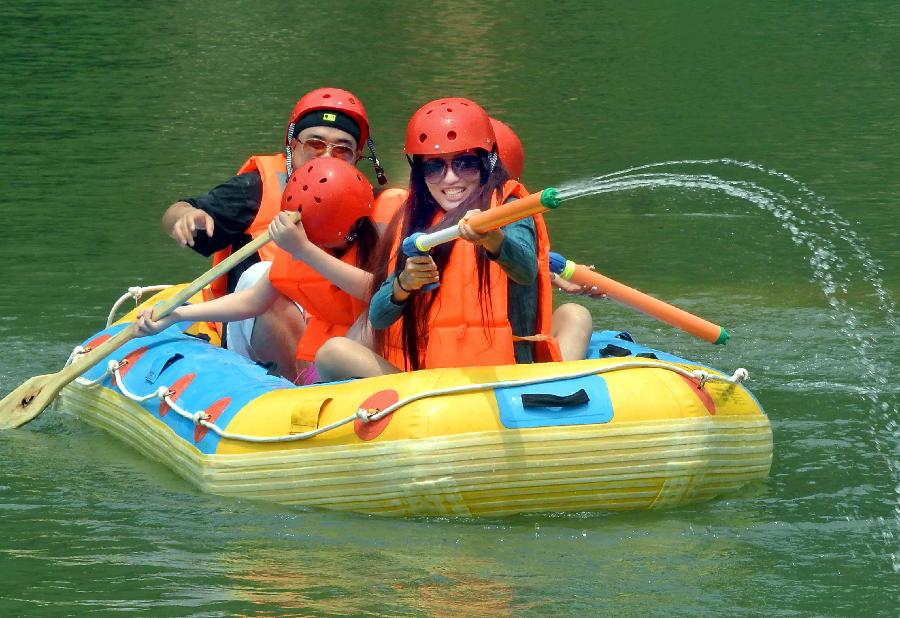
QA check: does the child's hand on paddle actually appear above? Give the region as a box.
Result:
[133,308,177,337]
[270,211,312,259]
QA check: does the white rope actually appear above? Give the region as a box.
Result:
[71,345,749,444]
[106,285,173,327]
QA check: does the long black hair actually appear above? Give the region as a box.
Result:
[368,150,510,370]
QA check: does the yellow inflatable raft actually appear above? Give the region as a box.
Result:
[56,286,772,517]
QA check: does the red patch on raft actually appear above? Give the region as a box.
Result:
[111,347,148,386]
[679,375,716,415]
[83,334,112,351]
[194,397,231,443]
[354,389,400,441]
[159,373,196,417]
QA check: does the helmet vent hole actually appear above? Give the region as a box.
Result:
[319,177,328,183]
[349,97,356,104]
[418,133,428,143]
[322,93,331,99]
[306,165,313,173]
[446,107,452,112]
[425,109,433,115]
[286,195,293,202]
[302,184,308,191]
[447,130,457,141]
[314,197,322,204]
[460,101,469,106]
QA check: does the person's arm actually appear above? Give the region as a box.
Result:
[162,202,215,248]
[491,217,538,285]
[368,255,439,329]
[459,212,537,285]
[133,275,280,336]
[368,275,406,329]
[162,172,263,255]
[268,212,373,300]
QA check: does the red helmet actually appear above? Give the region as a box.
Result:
[285,87,370,152]
[280,157,374,247]
[404,98,495,156]
[490,118,525,180]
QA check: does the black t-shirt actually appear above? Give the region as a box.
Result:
[182,171,264,293]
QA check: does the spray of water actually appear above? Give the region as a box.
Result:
[558,159,899,570]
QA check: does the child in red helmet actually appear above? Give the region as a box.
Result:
[138,158,381,384]
[159,88,391,373]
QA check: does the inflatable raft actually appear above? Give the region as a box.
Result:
[56,285,772,517]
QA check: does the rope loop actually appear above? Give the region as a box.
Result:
[73,353,754,445]
[732,368,749,383]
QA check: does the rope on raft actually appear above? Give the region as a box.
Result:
[67,347,750,444]
[106,285,174,327]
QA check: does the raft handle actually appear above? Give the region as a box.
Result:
[521,389,590,408]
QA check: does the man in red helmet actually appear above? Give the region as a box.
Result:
[160,87,383,372]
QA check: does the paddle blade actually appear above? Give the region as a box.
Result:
[0,374,63,429]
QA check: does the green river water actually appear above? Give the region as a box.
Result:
[1,2,897,615]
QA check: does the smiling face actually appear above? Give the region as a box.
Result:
[421,150,483,211]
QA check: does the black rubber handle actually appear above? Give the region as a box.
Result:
[521,389,589,408]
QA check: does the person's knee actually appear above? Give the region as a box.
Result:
[315,337,352,375]
[556,303,593,331]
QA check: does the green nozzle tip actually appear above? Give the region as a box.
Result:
[540,187,561,208]
[714,328,730,345]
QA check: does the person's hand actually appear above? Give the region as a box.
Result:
[269,211,312,259]
[550,270,608,298]
[172,208,214,247]
[398,255,439,292]
[133,307,177,337]
[459,210,504,254]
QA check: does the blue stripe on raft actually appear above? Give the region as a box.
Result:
[76,323,294,454]
[495,375,613,429]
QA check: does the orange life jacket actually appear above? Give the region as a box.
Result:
[205,153,288,301]
[381,180,561,370]
[265,191,404,362]
[268,245,367,362]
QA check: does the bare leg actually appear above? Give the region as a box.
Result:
[248,295,307,381]
[552,303,593,362]
[344,313,374,348]
[315,337,401,382]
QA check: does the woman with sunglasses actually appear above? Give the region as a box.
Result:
[315,98,567,380]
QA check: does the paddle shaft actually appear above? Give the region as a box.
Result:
[551,253,728,344]
[0,211,299,428]
[65,212,300,377]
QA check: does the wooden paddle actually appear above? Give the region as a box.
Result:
[0,212,300,429]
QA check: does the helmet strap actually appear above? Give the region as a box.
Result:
[285,122,296,174]
[367,137,388,185]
